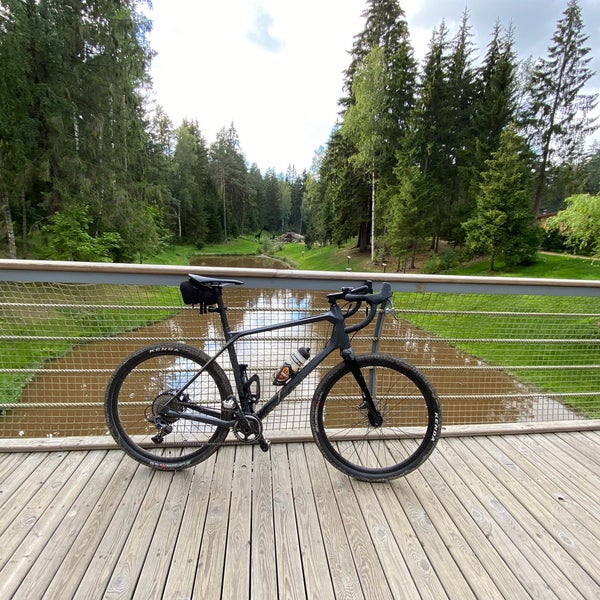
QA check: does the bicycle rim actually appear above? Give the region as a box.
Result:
[311,354,441,481]
[105,344,232,470]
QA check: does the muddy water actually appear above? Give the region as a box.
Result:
[13,288,573,437]
[189,255,290,269]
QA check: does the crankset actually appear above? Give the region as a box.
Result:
[232,414,271,452]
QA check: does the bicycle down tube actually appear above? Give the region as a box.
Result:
[167,290,370,428]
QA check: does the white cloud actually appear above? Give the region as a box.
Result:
[147,0,365,173]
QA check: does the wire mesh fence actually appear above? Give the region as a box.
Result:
[0,274,598,439]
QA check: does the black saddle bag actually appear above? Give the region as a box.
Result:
[180,279,218,313]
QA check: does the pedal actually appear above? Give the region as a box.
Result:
[258,437,271,452]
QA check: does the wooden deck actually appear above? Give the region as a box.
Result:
[0,430,599,599]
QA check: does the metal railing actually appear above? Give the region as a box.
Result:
[0,259,598,441]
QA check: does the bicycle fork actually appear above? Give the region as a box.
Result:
[342,348,383,427]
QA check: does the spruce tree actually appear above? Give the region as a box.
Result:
[526,0,598,214]
[336,0,416,257]
[464,127,539,271]
[474,22,518,165]
[209,124,248,240]
[409,22,452,251]
[443,9,479,244]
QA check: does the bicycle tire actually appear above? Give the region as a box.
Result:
[310,354,441,481]
[105,343,232,470]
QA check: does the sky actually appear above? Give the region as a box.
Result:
[146,0,600,174]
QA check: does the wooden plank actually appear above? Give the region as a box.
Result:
[472,435,600,583]
[545,431,600,472]
[43,455,145,598]
[222,447,253,600]
[0,452,57,519]
[0,434,598,600]
[405,443,509,599]
[0,452,36,499]
[502,434,600,530]
[162,455,216,599]
[378,443,471,598]
[15,452,118,598]
[440,420,600,438]
[72,460,161,598]
[304,443,365,600]
[329,470,396,599]
[131,466,195,599]
[162,459,214,597]
[578,430,600,463]
[346,475,422,599]
[270,442,306,599]
[100,466,180,599]
[286,443,336,600]
[455,436,590,599]
[250,446,278,600]
[1,420,598,453]
[35,452,129,599]
[487,435,600,597]
[0,450,88,584]
[193,446,236,598]
[434,439,558,598]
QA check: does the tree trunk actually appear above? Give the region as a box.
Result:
[358,221,369,253]
[21,189,27,258]
[1,192,17,259]
[370,165,376,263]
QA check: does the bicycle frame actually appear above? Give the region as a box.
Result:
[167,286,387,429]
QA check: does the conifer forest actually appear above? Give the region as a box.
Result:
[1,0,599,266]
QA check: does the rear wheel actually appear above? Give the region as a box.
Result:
[310,354,441,481]
[105,343,232,470]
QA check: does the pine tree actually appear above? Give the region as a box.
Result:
[474,22,518,165]
[0,0,36,257]
[336,0,416,257]
[171,120,212,242]
[443,9,479,244]
[209,124,248,240]
[319,128,371,251]
[463,127,539,271]
[0,0,156,260]
[409,22,452,251]
[526,0,598,214]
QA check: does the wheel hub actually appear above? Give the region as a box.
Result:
[149,391,183,424]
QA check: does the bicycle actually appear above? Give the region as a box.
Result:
[105,275,441,481]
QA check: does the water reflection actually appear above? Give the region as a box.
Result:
[11,288,574,437]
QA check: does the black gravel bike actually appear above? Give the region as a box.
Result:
[105,275,441,481]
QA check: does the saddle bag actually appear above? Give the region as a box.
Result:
[180,279,218,313]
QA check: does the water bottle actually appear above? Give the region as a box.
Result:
[273,347,310,385]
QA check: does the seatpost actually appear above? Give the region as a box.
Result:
[213,287,234,341]
[213,287,246,400]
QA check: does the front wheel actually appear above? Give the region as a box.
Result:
[105,343,233,470]
[310,354,441,481]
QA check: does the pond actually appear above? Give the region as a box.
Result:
[190,255,290,269]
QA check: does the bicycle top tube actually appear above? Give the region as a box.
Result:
[181,275,392,354]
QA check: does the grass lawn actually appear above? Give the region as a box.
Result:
[446,252,600,280]
[0,284,179,406]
